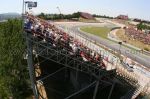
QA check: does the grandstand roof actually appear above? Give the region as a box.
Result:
[117,15,128,20]
[79,12,94,19]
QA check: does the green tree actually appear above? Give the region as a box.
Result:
[137,22,150,30]
[0,19,32,99]
[72,12,80,18]
[38,12,46,19]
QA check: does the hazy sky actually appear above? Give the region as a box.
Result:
[0,0,150,20]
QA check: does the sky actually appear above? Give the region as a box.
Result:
[0,0,150,20]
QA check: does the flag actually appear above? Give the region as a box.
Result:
[28,2,37,8]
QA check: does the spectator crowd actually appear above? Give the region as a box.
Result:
[24,14,107,69]
[125,27,150,45]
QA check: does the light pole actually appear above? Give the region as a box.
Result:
[22,1,30,15]
[24,1,33,13]
[118,41,123,62]
[22,0,25,31]
[22,0,25,15]
[22,1,39,99]
[118,42,122,54]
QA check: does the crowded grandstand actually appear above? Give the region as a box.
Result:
[24,14,108,69]
[125,27,150,45]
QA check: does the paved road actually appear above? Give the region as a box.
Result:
[56,22,150,68]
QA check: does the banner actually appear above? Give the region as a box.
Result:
[28,2,37,8]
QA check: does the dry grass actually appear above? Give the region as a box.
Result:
[79,17,99,23]
[116,29,150,51]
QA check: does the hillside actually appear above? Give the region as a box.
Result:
[0,13,21,21]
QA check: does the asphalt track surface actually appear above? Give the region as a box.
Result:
[56,22,150,68]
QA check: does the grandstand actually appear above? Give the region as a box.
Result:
[117,15,128,20]
[24,14,106,70]
[125,27,150,45]
[79,12,94,20]
[22,1,150,98]
[24,13,150,99]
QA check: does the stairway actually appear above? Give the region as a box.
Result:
[116,66,138,86]
[131,85,144,99]
[120,88,136,99]
[121,85,144,99]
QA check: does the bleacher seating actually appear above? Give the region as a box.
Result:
[80,12,94,19]
[24,14,107,69]
[125,27,150,45]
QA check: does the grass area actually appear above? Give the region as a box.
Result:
[116,29,150,51]
[80,26,111,39]
[79,17,98,23]
[80,26,135,58]
[80,26,138,51]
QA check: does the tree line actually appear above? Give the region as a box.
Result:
[38,12,80,20]
[37,12,114,20]
[0,19,32,99]
[137,22,150,30]
[93,14,114,19]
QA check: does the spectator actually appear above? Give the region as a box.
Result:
[24,14,107,69]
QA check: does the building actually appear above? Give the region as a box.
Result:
[79,12,94,19]
[117,15,128,20]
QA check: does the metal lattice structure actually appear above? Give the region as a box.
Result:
[24,14,141,99]
[25,29,116,99]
